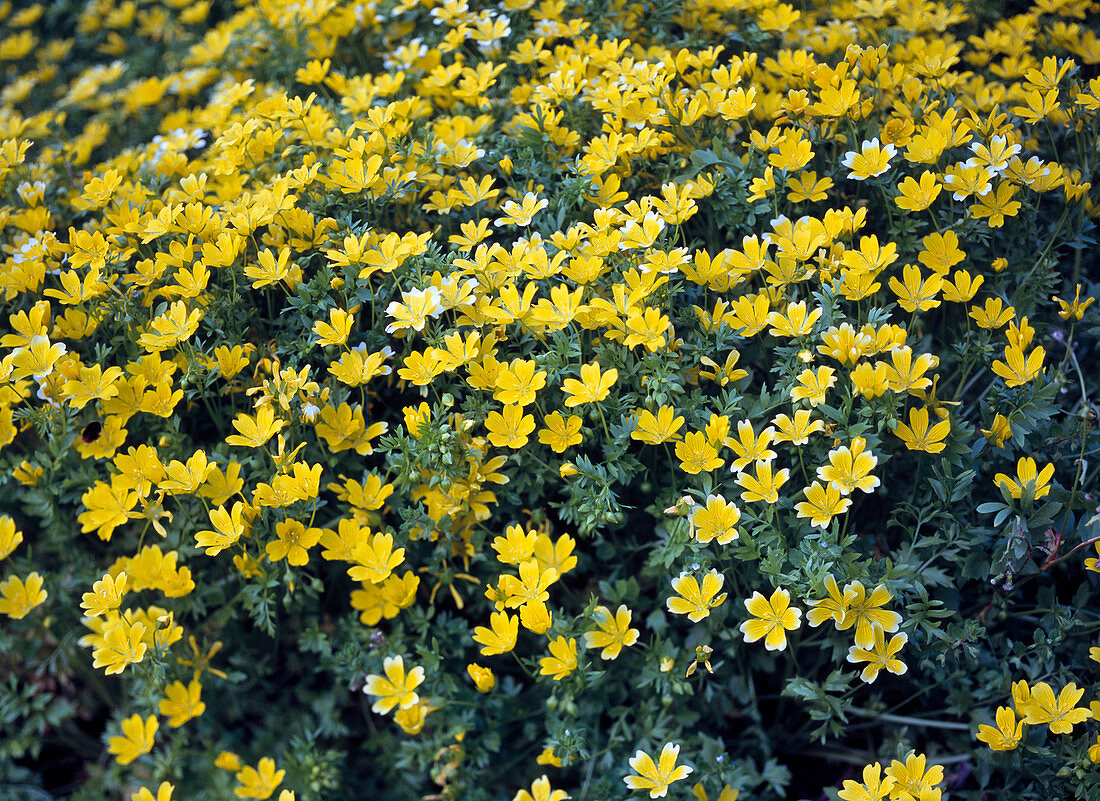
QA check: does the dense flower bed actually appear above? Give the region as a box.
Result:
[1,0,1099,799]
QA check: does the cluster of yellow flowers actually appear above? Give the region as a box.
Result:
[838,754,947,801]
[1,0,1099,796]
[977,679,1093,750]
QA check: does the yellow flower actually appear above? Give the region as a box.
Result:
[632,406,685,444]
[537,747,563,767]
[495,192,548,227]
[201,462,245,506]
[0,516,23,560]
[786,171,832,203]
[496,359,548,406]
[976,706,1024,751]
[108,713,158,765]
[1053,284,1095,320]
[296,58,330,84]
[158,679,205,727]
[841,138,896,180]
[746,166,775,202]
[395,700,434,735]
[9,335,66,381]
[838,581,902,648]
[386,287,445,335]
[884,346,936,393]
[690,495,741,545]
[889,265,942,313]
[726,420,777,474]
[80,571,128,617]
[216,751,242,771]
[698,351,749,386]
[13,462,42,488]
[539,636,579,680]
[941,269,983,303]
[585,604,640,660]
[885,752,943,801]
[160,450,214,495]
[61,363,123,410]
[132,781,175,801]
[234,757,285,800]
[538,411,583,452]
[675,431,724,474]
[969,297,1014,329]
[739,587,801,651]
[499,559,558,608]
[266,519,323,567]
[513,775,569,801]
[918,230,966,274]
[137,302,203,352]
[807,575,851,628]
[196,502,248,556]
[734,460,790,504]
[486,404,536,449]
[624,303,673,349]
[767,300,822,338]
[562,361,617,407]
[667,570,727,622]
[534,533,577,577]
[348,531,405,584]
[993,457,1055,501]
[728,292,772,335]
[467,663,496,692]
[846,629,908,683]
[971,181,1021,228]
[520,600,553,634]
[403,403,431,438]
[942,160,993,200]
[473,610,519,655]
[894,171,942,211]
[771,410,824,445]
[450,218,492,249]
[817,437,879,495]
[893,406,951,454]
[364,655,425,715]
[794,481,851,529]
[312,307,353,347]
[991,344,1044,388]
[225,405,286,449]
[1019,681,1091,734]
[790,366,835,406]
[624,742,693,798]
[314,403,386,455]
[396,350,445,386]
[837,762,895,801]
[818,323,872,365]
[0,571,47,619]
[92,618,148,675]
[769,130,814,171]
[492,524,538,565]
[350,572,419,625]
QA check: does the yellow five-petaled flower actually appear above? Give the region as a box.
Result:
[363,655,425,715]
[624,742,693,798]
[740,587,802,651]
[667,570,727,623]
[976,706,1024,751]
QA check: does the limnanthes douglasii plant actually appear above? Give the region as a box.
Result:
[1,0,1099,799]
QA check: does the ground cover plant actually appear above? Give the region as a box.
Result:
[1,0,1100,798]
